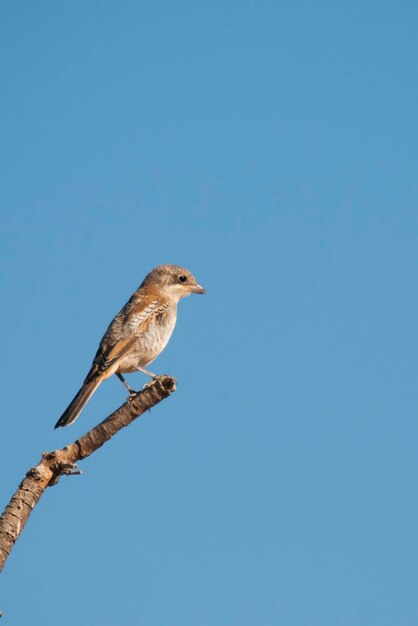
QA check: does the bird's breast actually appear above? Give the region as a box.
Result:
[117,306,177,372]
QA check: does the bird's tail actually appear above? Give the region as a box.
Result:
[54,377,102,428]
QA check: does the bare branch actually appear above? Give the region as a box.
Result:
[0,375,176,573]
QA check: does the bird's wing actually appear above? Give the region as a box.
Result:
[86,296,169,381]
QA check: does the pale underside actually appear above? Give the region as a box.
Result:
[91,299,178,381]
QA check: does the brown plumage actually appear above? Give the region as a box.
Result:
[54,265,205,428]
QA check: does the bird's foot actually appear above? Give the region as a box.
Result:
[142,375,161,390]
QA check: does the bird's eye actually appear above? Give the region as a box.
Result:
[178,275,187,284]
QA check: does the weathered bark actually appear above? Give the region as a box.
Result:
[0,375,176,573]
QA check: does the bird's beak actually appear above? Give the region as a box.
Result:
[190,283,206,294]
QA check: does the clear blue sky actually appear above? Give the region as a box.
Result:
[1,2,418,624]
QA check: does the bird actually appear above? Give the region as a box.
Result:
[54,264,205,428]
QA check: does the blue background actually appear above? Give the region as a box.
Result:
[1,2,418,624]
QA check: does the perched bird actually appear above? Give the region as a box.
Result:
[54,264,205,428]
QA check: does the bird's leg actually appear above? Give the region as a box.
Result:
[134,366,160,389]
[135,366,159,379]
[115,372,137,395]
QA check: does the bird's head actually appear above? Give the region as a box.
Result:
[141,265,206,302]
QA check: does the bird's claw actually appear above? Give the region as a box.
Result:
[142,377,160,390]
